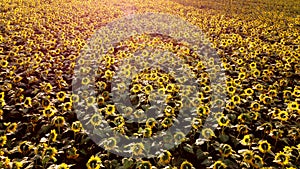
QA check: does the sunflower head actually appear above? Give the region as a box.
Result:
[57,163,70,169]
[103,137,117,150]
[180,160,194,169]
[137,160,152,169]
[201,128,216,140]
[49,129,57,142]
[274,151,290,166]
[219,144,234,157]
[43,146,58,159]
[240,134,252,146]
[217,114,230,127]
[252,154,264,168]
[130,142,144,156]
[158,150,172,165]
[211,160,227,169]
[86,155,102,169]
[52,116,65,128]
[258,140,271,153]
[0,135,7,147]
[71,121,82,133]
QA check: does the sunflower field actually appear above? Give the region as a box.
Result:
[0,0,299,168]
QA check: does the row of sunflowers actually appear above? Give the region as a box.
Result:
[0,0,299,168]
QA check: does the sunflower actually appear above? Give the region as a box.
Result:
[130,142,144,156]
[231,95,241,105]
[43,83,53,93]
[105,104,115,115]
[258,140,271,153]
[23,97,32,108]
[103,137,117,150]
[90,113,102,127]
[239,149,254,163]
[56,91,66,102]
[49,129,57,142]
[252,154,264,168]
[131,84,142,93]
[0,135,7,147]
[0,156,10,168]
[97,96,105,106]
[251,69,261,78]
[66,147,79,159]
[277,110,289,121]
[104,69,114,80]
[0,92,4,100]
[144,84,153,95]
[52,116,65,128]
[226,100,236,110]
[248,111,259,121]
[146,118,157,128]
[143,127,152,138]
[274,151,290,166]
[238,72,246,80]
[226,86,236,95]
[18,141,33,154]
[158,150,172,165]
[42,107,56,118]
[13,75,23,83]
[164,105,175,116]
[86,155,102,169]
[217,115,230,127]
[262,96,272,105]
[86,96,96,107]
[0,60,8,68]
[191,118,202,129]
[161,117,173,128]
[197,106,209,117]
[41,98,51,109]
[174,131,186,143]
[165,83,175,93]
[114,116,125,128]
[240,134,252,146]
[57,163,70,169]
[201,128,216,140]
[238,113,250,123]
[81,77,90,85]
[250,102,260,111]
[137,160,152,169]
[63,102,72,111]
[71,121,82,133]
[180,160,194,169]
[287,101,298,111]
[11,161,23,169]
[71,94,80,103]
[6,122,18,133]
[211,160,227,169]
[220,144,234,157]
[244,88,254,96]
[269,129,283,139]
[237,124,249,135]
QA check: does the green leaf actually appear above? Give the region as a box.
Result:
[183,144,194,154]
[219,134,229,143]
[196,149,204,160]
[121,158,134,169]
[224,159,235,166]
[42,156,50,165]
